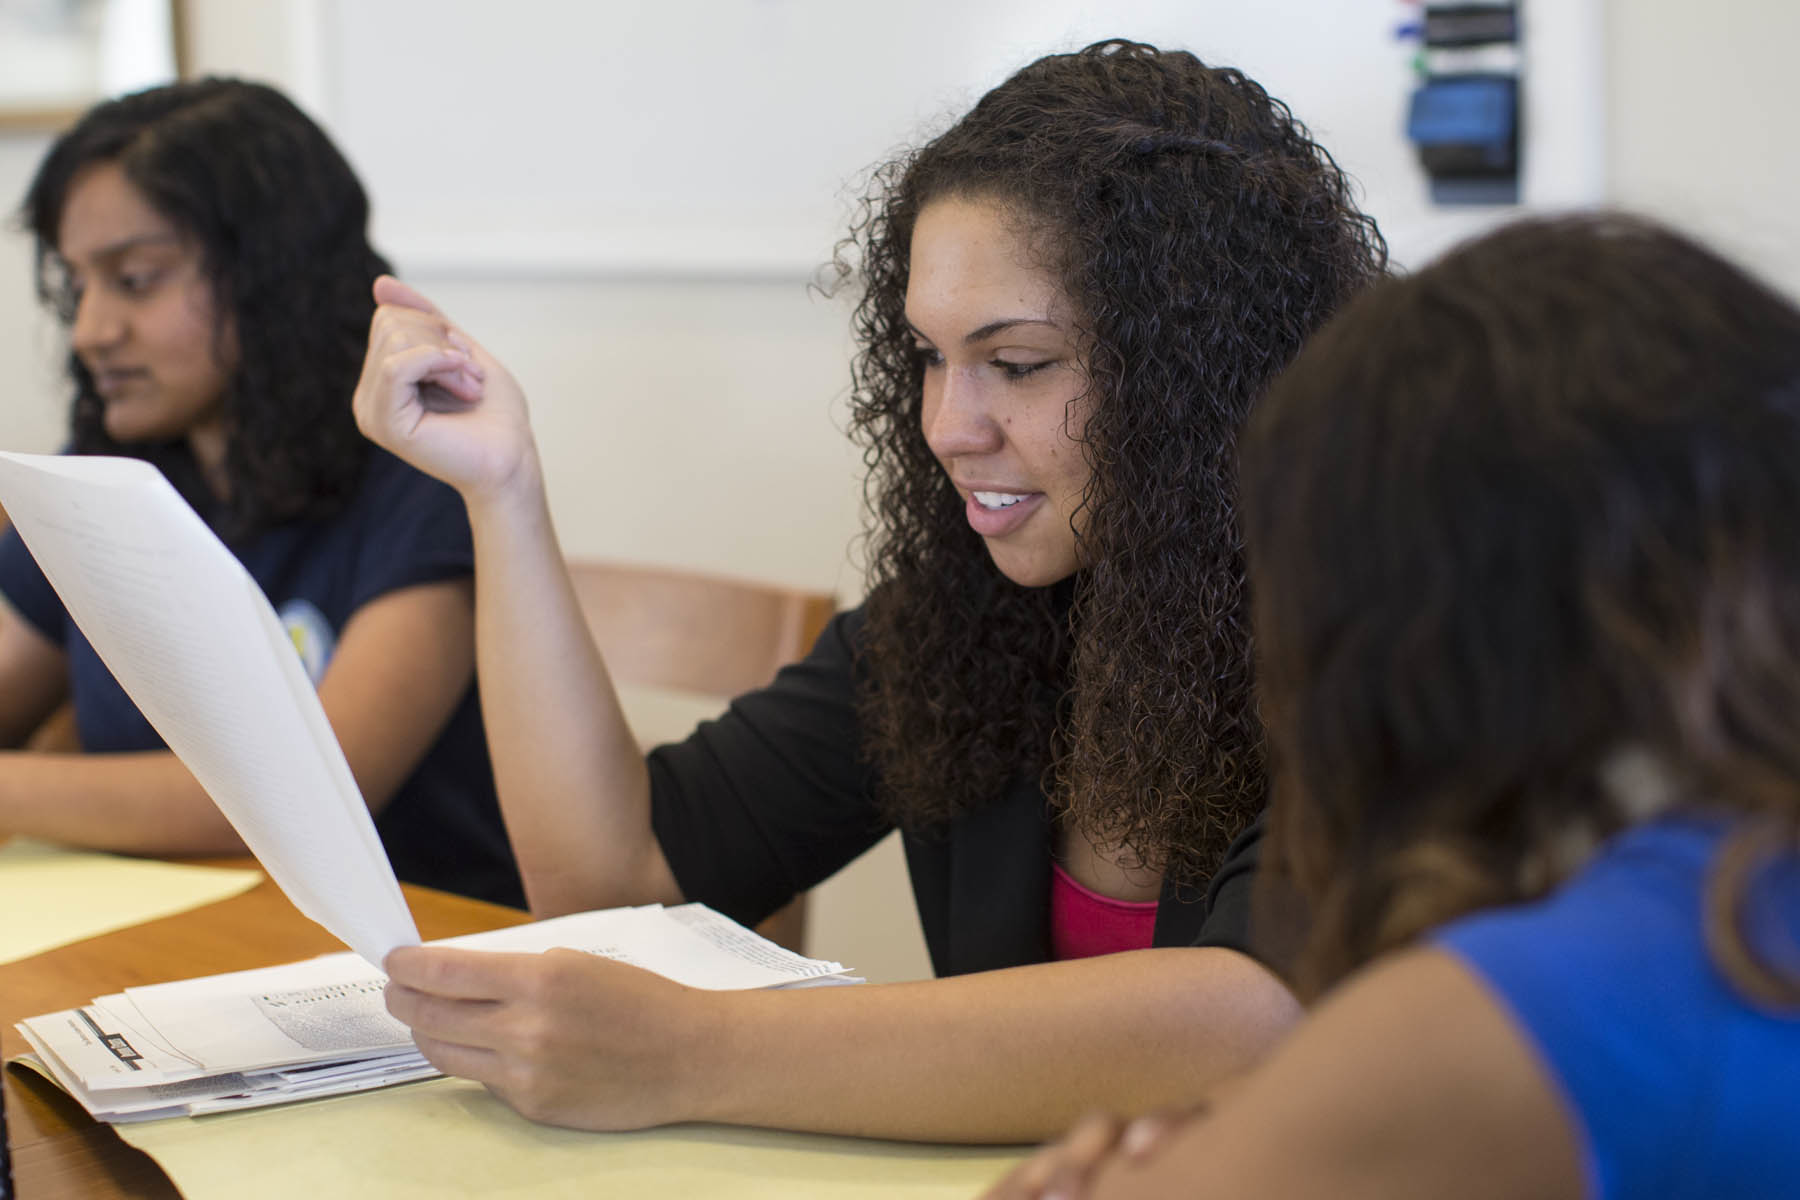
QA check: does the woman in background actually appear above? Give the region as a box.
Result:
[988,214,1800,1198]
[362,40,1384,1139]
[0,79,521,907]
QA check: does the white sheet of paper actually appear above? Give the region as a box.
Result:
[113,955,414,1078]
[432,904,852,989]
[0,452,417,964]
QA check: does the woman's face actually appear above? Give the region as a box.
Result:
[908,196,1091,588]
[56,161,233,457]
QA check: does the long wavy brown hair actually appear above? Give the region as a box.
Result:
[1243,213,1800,1004]
[836,40,1386,882]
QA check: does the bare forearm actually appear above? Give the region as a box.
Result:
[463,465,673,915]
[0,749,243,854]
[352,284,676,916]
[1076,950,1587,1200]
[696,947,1300,1143]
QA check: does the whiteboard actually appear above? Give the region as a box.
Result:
[322,0,1603,278]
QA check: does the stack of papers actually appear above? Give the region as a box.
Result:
[18,903,855,1122]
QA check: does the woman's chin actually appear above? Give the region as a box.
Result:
[987,551,1082,590]
[100,410,170,446]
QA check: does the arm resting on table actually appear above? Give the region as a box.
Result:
[0,580,475,854]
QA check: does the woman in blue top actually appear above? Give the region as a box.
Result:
[988,214,1800,1198]
[0,79,521,906]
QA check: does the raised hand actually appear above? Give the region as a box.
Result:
[353,276,538,504]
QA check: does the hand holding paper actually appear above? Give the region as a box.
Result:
[386,903,857,1131]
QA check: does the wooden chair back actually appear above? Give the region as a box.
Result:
[565,560,835,699]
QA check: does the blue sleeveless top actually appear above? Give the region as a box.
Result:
[1436,816,1800,1199]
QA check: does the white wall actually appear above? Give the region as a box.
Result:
[0,133,67,458]
[409,276,865,591]
[0,0,1791,982]
[320,1,1607,279]
[1606,0,1800,298]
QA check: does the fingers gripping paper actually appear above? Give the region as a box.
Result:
[0,452,418,964]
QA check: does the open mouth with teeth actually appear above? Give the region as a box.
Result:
[972,491,1029,510]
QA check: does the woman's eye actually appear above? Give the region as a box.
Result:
[913,344,944,368]
[996,359,1052,379]
[116,269,161,295]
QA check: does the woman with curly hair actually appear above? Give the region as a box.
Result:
[360,39,1383,1139]
[989,216,1800,1198]
[0,79,522,907]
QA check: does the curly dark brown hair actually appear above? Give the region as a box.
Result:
[21,77,390,540]
[837,39,1386,883]
[1243,213,1800,1004]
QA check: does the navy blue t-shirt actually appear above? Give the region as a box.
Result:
[0,448,523,909]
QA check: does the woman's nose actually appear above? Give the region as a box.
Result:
[923,368,1004,459]
[69,287,126,359]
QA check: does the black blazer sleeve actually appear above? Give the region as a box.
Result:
[648,607,892,928]
[1188,811,1265,954]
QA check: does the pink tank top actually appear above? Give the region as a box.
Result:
[1050,860,1159,960]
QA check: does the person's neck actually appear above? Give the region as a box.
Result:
[187,423,231,500]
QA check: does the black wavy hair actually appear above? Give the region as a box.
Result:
[837,39,1386,883]
[22,77,390,539]
[1244,213,1800,1004]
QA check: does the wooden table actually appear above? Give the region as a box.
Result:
[1,862,530,1198]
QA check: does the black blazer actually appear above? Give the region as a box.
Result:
[649,607,1264,978]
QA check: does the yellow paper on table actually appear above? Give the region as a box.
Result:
[0,838,261,964]
[117,1077,1024,1199]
